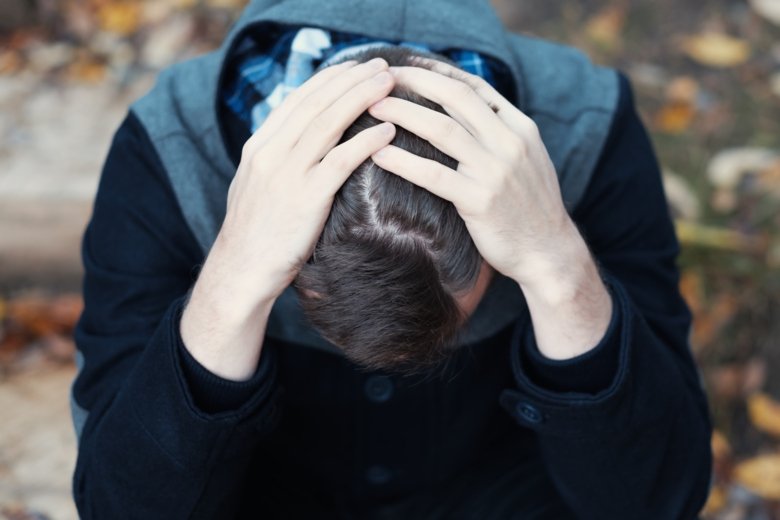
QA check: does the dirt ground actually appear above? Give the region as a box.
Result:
[1,0,779,518]
[0,365,77,520]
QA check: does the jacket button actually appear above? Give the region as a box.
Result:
[366,465,393,485]
[364,375,394,403]
[516,402,543,423]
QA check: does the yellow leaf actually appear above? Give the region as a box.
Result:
[654,102,695,133]
[748,392,780,438]
[665,76,699,104]
[681,32,751,68]
[733,453,780,500]
[711,430,731,461]
[98,2,142,36]
[675,220,767,253]
[699,484,727,516]
[585,5,626,50]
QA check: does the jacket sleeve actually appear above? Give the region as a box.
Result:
[70,112,282,519]
[499,73,713,520]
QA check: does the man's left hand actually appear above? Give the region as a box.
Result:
[368,58,613,360]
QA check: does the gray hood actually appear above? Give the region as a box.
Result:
[131,0,619,353]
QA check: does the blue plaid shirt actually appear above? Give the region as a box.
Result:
[223,25,510,132]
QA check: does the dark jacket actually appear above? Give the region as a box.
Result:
[70,1,713,518]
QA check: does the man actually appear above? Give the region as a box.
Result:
[69,0,713,518]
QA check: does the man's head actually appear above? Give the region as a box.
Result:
[294,46,493,375]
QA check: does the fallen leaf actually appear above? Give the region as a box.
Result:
[700,484,728,516]
[733,453,780,500]
[679,270,703,314]
[0,49,24,75]
[585,4,626,51]
[750,0,780,26]
[98,2,142,37]
[748,392,780,438]
[6,293,82,337]
[675,220,767,253]
[66,56,107,83]
[681,32,751,68]
[712,429,731,461]
[707,147,780,188]
[665,76,699,104]
[654,101,695,133]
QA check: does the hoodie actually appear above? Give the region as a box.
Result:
[70,0,713,518]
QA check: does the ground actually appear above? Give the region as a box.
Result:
[1,0,779,518]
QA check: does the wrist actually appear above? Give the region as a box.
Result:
[512,223,614,360]
[513,219,591,303]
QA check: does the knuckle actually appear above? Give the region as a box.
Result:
[508,137,528,162]
[323,149,351,172]
[440,117,460,138]
[454,81,476,101]
[308,114,330,134]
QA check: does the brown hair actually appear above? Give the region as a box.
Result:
[293,46,482,375]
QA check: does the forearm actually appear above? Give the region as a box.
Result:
[513,219,613,360]
[180,233,279,381]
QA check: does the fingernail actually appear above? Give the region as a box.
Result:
[373,147,387,158]
[379,122,394,135]
[373,71,391,85]
[369,57,387,70]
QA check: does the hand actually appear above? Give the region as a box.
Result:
[367,59,581,292]
[214,56,396,313]
[180,57,396,380]
[367,59,612,359]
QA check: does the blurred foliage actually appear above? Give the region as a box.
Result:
[1,0,780,517]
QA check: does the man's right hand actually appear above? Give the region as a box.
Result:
[180,57,396,381]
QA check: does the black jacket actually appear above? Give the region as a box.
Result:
[71,70,713,518]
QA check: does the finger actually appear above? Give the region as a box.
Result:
[387,66,512,144]
[253,59,358,143]
[272,58,391,151]
[404,57,537,136]
[367,96,490,169]
[315,122,396,193]
[370,144,474,205]
[293,70,395,163]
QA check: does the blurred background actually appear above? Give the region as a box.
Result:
[0,0,778,518]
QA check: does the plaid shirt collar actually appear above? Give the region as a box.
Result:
[223,24,506,133]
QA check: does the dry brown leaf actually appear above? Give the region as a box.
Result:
[748,393,780,438]
[700,484,728,516]
[712,430,732,461]
[204,0,249,8]
[733,453,780,500]
[679,270,703,314]
[66,57,107,83]
[654,102,695,133]
[0,49,23,75]
[6,293,82,337]
[585,5,626,50]
[666,76,699,104]
[681,32,751,68]
[98,1,142,36]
